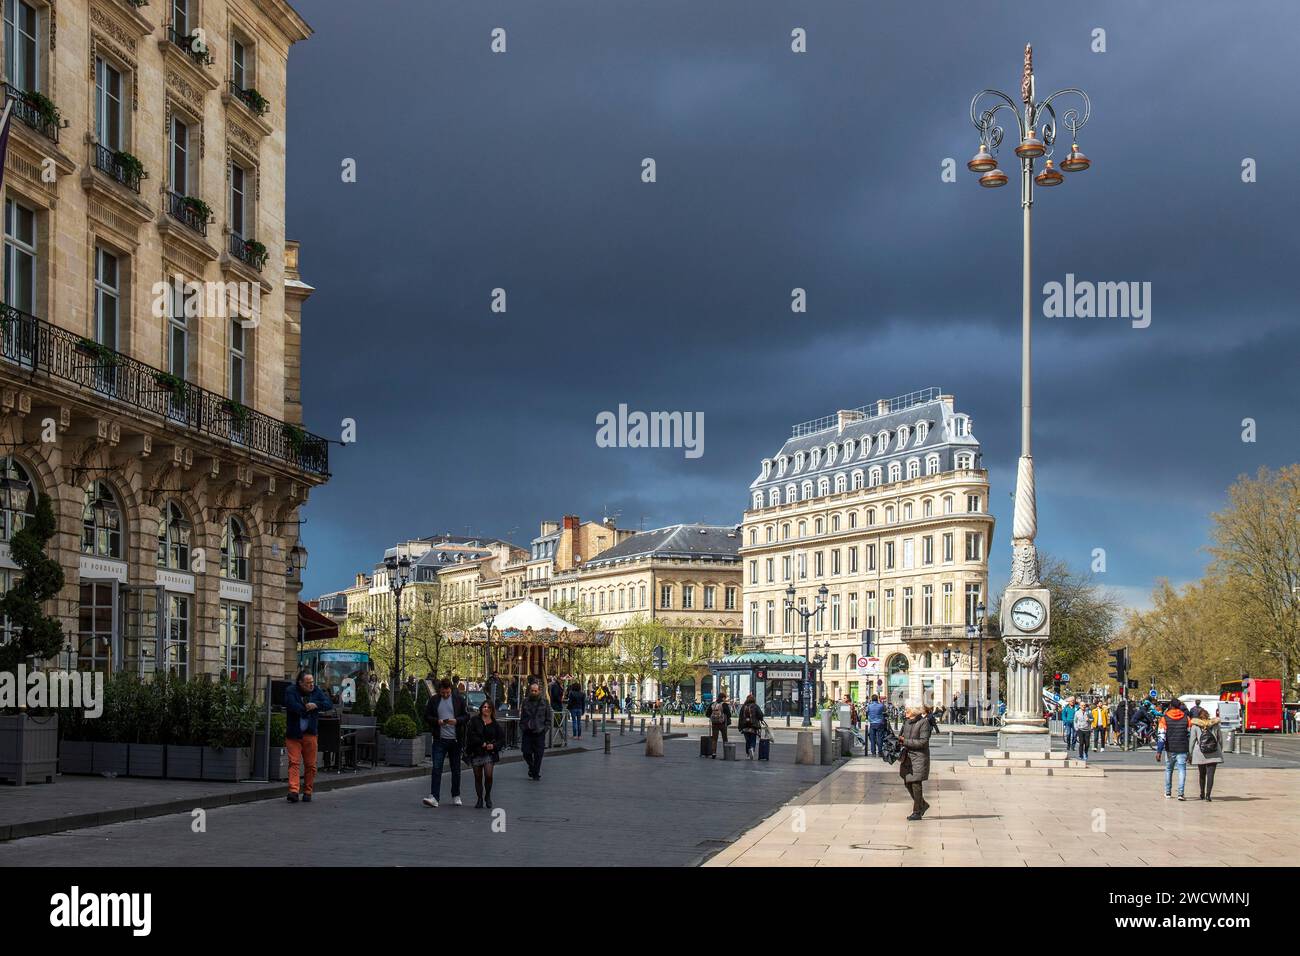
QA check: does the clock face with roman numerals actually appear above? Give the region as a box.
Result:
[1011,596,1046,632]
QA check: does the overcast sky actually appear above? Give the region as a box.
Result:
[285,0,1300,610]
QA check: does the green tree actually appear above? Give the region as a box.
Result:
[617,616,670,702]
[373,686,393,726]
[0,494,65,672]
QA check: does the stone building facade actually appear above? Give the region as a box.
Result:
[741,389,993,710]
[0,0,324,686]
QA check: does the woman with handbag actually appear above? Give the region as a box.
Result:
[899,699,932,821]
[738,694,764,760]
[465,700,506,809]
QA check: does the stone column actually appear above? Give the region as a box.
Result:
[1000,636,1049,750]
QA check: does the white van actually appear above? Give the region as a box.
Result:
[1177,694,1221,718]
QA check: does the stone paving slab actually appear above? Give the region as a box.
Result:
[706,757,1300,867]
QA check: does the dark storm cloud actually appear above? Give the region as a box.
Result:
[286,0,1300,607]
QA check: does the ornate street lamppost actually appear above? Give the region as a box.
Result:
[383,553,411,706]
[480,600,498,694]
[967,44,1092,748]
[785,583,828,727]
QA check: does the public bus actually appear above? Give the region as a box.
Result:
[298,649,372,703]
[1219,678,1283,732]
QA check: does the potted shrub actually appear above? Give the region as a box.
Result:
[91,672,131,777]
[353,681,372,717]
[181,195,213,225]
[373,689,393,762]
[0,495,64,785]
[127,674,168,778]
[153,371,187,407]
[164,678,205,779]
[244,239,269,268]
[221,399,249,432]
[282,424,307,456]
[202,677,256,781]
[113,150,145,183]
[58,698,94,775]
[75,337,119,367]
[21,89,61,128]
[381,715,421,767]
[253,712,288,781]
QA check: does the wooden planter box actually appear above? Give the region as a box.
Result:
[128,743,166,778]
[253,735,288,781]
[59,739,95,775]
[202,746,251,781]
[376,733,388,763]
[91,741,129,777]
[165,744,204,779]
[384,737,422,767]
[0,714,59,785]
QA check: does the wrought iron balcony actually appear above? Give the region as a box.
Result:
[228,80,269,116]
[228,233,267,271]
[166,190,209,236]
[168,27,214,66]
[3,84,61,143]
[91,143,143,193]
[0,304,329,476]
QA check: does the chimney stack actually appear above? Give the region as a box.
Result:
[837,409,865,433]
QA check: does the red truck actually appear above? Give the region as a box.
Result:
[1219,678,1283,732]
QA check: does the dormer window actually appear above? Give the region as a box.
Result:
[760,458,772,479]
[811,448,821,468]
[777,456,787,476]
[877,431,889,453]
[868,466,882,487]
[794,451,805,472]
[786,483,797,503]
[888,462,901,483]
[926,453,940,475]
[907,458,920,480]
[843,440,854,460]
[917,421,928,443]
[955,415,970,437]
[826,443,837,465]
[835,473,846,494]
[897,426,910,449]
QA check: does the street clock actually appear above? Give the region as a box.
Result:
[1000,587,1051,638]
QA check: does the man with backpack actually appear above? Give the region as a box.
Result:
[708,691,733,758]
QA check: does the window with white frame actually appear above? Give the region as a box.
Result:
[724,586,736,610]
[965,532,983,561]
[95,57,123,150]
[943,532,954,562]
[169,115,190,196]
[230,161,249,238]
[229,318,246,405]
[704,585,716,610]
[888,462,901,483]
[660,584,672,609]
[3,198,36,314]
[956,452,974,470]
[906,458,920,480]
[835,473,846,493]
[220,601,248,682]
[768,488,779,507]
[817,477,829,497]
[852,470,863,490]
[926,454,939,475]
[682,584,694,609]
[967,494,981,513]
[4,0,39,92]
[94,246,119,351]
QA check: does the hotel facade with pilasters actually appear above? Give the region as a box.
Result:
[0,0,326,686]
[740,389,994,712]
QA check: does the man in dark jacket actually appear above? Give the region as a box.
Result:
[548,677,564,710]
[1160,698,1192,800]
[284,669,334,803]
[422,679,469,808]
[520,681,552,780]
[866,695,887,756]
[566,682,586,739]
[707,692,732,758]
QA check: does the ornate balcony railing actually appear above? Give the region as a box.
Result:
[228,80,269,116]
[228,233,267,271]
[168,27,214,66]
[0,304,329,476]
[92,143,143,193]
[166,190,209,236]
[3,84,61,142]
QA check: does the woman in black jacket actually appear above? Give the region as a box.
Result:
[738,694,764,760]
[466,701,507,808]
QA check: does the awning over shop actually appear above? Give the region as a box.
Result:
[298,601,339,643]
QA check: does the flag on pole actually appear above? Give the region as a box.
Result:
[0,98,15,199]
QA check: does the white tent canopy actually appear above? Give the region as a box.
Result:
[471,599,582,635]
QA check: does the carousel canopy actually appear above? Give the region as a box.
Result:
[460,599,606,646]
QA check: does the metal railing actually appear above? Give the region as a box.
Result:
[0,304,329,476]
[91,143,142,193]
[228,80,269,116]
[228,233,266,271]
[791,387,944,437]
[3,84,60,142]
[165,190,208,236]
[168,27,214,66]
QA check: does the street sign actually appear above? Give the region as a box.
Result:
[1127,679,1139,689]
[1149,689,1158,699]
[856,655,881,676]
[1059,672,1070,683]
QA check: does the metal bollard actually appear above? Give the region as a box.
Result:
[785,714,791,727]
[948,731,954,747]
[640,717,646,735]
[620,719,625,736]
[1233,734,1240,754]
[604,733,611,754]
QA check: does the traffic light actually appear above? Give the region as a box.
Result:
[1108,647,1128,683]
[1053,672,1063,694]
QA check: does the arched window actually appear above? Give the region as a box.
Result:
[923,498,934,517]
[157,500,191,571]
[749,528,757,546]
[956,453,974,470]
[866,508,876,526]
[896,426,909,448]
[810,448,821,468]
[817,477,830,497]
[782,522,791,540]
[222,516,249,581]
[876,432,889,454]
[851,469,864,490]
[903,502,913,521]
[794,452,805,472]
[834,473,847,494]
[868,466,882,487]
[923,651,933,668]
[917,421,929,443]
[888,462,901,483]
[760,459,772,479]
[0,456,37,542]
[943,495,954,514]
[82,480,122,558]
[777,456,788,476]
[843,440,854,460]
[826,443,837,465]
[814,517,824,535]
[831,514,840,532]
[885,505,895,524]
[797,520,807,538]
[801,480,813,500]
[769,488,780,507]
[752,491,763,510]
[906,458,920,480]
[848,511,858,529]
[926,453,940,476]
[785,483,797,503]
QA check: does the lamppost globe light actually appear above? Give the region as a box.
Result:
[978,168,1009,188]
[967,143,998,172]
[1035,159,1064,187]
[1014,128,1046,158]
[1060,143,1090,171]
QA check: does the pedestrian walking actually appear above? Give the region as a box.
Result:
[738,694,764,759]
[466,700,506,809]
[708,691,733,757]
[1159,697,1192,800]
[866,694,886,755]
[1190,713,1224,801]
[899,699,932,821]
[566,681,586,738]
[422,679,468,808]
[1061,696,1077,752]
[284,669,333,803]
[1092,699,1108,752]
[1074,699,1093,762]
[548,676,564,711]
[520,680,552,781]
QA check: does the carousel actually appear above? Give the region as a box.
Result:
[448,599,609,684]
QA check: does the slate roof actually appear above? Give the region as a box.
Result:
[583,524,742,567]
